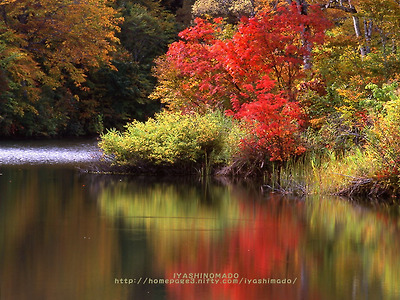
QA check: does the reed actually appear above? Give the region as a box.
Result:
[265,148,378,196]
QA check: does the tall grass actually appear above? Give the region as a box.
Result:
[266,148,377,196]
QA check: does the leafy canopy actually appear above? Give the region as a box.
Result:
[152,4,330,161]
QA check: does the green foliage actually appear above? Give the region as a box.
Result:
[99,110,247,167]
[119,2,179,64]
[361,82,399,115]
[365,82,398,102]
[312,13,400,140]
[90,1,179,126]
[0,27,42,135]
[76,60,159,131]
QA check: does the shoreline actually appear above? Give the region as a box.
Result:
[80,159,400,203]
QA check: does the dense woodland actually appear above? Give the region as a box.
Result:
[0,0,182,136]
[1,0,400,195]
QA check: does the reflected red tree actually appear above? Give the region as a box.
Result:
[164,194,314,300]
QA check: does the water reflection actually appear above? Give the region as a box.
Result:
[1,166,400,300]
[305,198,400,300]
[0,139,101,165]
[0,167,125,300]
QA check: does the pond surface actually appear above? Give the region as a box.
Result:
[1,140,400,300]
[0,139,102,165]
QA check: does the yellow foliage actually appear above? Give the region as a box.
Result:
[2,0,122,89]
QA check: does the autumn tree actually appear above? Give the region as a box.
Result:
[308,0,400,141]
[152,5,329,108]
[152,4,330,161]
[0,28,43,134]
[75,0,179,130]
[0,0,122,135]
[2,0,121,87]
[320,0,400,58]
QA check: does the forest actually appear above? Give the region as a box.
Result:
[1,0,400,196]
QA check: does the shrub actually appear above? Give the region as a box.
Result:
[99,110,247,169]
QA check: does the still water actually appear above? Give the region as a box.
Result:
[1,140,400,300]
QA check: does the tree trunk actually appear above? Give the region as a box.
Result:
[392,38,397,54]
[352,15,367,57]
[363,19,373,54]
[323,1,375,57]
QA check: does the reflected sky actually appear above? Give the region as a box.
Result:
[0,139,102,165]
[1,165,400,300]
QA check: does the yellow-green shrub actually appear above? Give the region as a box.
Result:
[99,110,247,167]
[366,94,400,176]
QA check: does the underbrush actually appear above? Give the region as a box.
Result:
[271,93,400,199]
[268,146,399,200]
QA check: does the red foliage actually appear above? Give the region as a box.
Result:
[165,18,231,110]
[225,4,330,99]
[162,4,330,161]
[235,95,306,161]
[164,197,306,300]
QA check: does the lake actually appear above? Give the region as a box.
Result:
[1,140,400,300]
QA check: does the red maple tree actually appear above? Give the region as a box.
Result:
[155,4,331,161]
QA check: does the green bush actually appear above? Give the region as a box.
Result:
[99,110,246,168]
